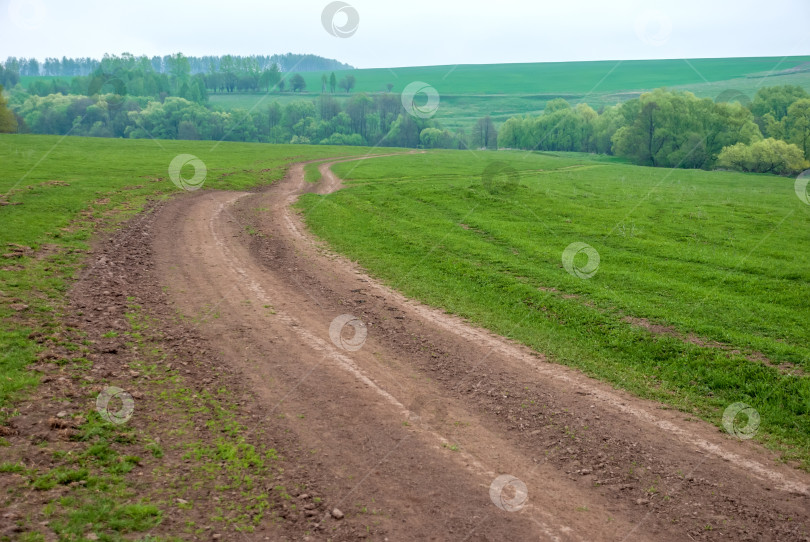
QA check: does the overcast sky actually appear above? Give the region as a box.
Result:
[1,0,808,68]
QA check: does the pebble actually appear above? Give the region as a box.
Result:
[331,508,344,520]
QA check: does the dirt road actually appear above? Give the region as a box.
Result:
[147,155,810,540]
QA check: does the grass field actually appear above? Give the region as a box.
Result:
[1,133,809,537]
[297,149,810,466]
[0,135,382,410]
[299,56,810,95]
[0,135,389,538]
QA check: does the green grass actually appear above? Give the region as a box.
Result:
[304,162,323,183]
[297,149,810,466]
[303,56,810,95]
[0,134,385,412]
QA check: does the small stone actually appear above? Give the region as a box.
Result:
[635,499,649,505]
[86,534,98,541]
[331,508,344,520]
[56,411,68,418]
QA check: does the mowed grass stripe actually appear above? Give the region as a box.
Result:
[298,149,810,466]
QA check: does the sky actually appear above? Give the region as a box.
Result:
[1,0,808,69]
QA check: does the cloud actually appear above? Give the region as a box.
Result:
[1,0,808,68]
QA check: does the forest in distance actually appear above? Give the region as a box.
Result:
[0,52,809,176]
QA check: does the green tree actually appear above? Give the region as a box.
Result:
[472,116,498,149]
[544,98,571,114]
[318,95,340,121]
[259,64,281,92]
[339,74,356,93]
[419,127,454,148]
[717,138,807,175]
[751,85,809,122]
[166,52,191,93]
[329,72,337,94]
[611,89,759,169]
[785,99,810,159]
[290,74,306,93]
[0,85,17,133]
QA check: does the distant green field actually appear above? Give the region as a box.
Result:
[301,56,810,95]
[207,56,810,132]
[299,150,810,466]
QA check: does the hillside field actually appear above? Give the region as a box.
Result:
[1,133,810,539]
[207,55,810,132]
[298,148,810,464]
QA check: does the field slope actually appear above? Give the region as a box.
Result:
[299,149,810,464]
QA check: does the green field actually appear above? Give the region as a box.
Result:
[1,133,809,537]
[2,133,810,469]
[301,56,810,95]
[207,55,810,132]
[298,149,810,466]
[0,135,382,409]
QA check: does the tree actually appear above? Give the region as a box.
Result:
[0,85,17,133]
[610,89,759,169]
[321,74,328,93]
[544,98,571,114]
[785,99,810,159]
[386,83,394,93]
[751,85,809,122]
[717,138,807,176]
[472,116,498,149]
[339,75,356,93]
[345,93,372,138]
[318,95,340,121]
[420,127,454,148]
[329,72,337,94]
[278,78,286,92]
[166,53,191,93]
[259,65,281,92]
[290,74,306,93]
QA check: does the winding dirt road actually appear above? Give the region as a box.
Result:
[149,155,810,540]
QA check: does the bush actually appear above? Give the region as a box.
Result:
[717,138,808,176]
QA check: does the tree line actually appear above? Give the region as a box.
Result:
[498,86,810,175]
[2,53,352,77]
[5,53,362,100]
[3,88,466,149]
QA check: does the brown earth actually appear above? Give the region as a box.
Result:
[4,154,810,540]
